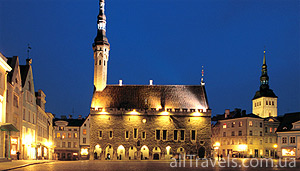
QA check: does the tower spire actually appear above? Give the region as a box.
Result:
[260,49,269,90]
[93,0,109,47]
[201,66,205,85]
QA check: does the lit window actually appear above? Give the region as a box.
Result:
[223,124,227,128]
[62,133,66,139]
[239,122,243,127]
[68,133,71,138]
[83,129,87,135]
[249,121,253,127]
[232,122,235,127]
[57,133,61,138]
[74,133,78,138]
[282,148,296,157]
[270,127,272,133]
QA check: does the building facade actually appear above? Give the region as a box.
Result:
[54,117,85,160]
[252,50,278,118]
[79,115,90,160]
[212,110,279,158]
[0,52,13,159]
[89,0,212,160]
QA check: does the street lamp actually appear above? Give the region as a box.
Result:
[213,142,220,160]
[273,144,278,158]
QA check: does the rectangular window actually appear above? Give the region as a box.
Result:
[68,133,71,138]
[239,121,243,127]
[223,132,226,137]
[74,142,77,148]
[142,131,146,140]
[249,130,253,136]
[109,131,113,138]
[162,130,167,140]
[231,131,235,136]
[74,133,78,138]
[232,122,235,128]
[265,127,268,133]
[270,127,272,133]
[260,122,263,128]
[13,95,19,108]
[62,142,65,147]
[83,129,87,135]
[249,121,253,127]
[238,131,242,136]
[57,133,61,138]
[260,131,263,136]
[134,128,138,139]
[174,130,178,141]
[99,131,103,138]
[180,130,185,141]
[282,137,287,144]
[290,137,296,144]
[68,142,71,148]
[59,127,64,131]
[156,130,160,140]
[125,131,129,139]
[62,133,66,139]
[269,138,272,143]
[223,124,227,128]
[83,138,86,144]
[191,130,196,140]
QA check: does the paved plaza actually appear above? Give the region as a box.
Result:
[1,159,300,171]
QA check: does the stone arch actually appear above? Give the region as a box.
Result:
[128,146,137,160]
[105,144,113,160]
[117,145,125,160]
[140,145,149,160]
[93,144,102,160]
[177,147,186,159]
[198,146,205,158]
[152,147,161,160]
[165,146,172,160]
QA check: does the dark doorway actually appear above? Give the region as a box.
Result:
[255,149,259,157]
[153,153,159,160]
[198,146,205,158]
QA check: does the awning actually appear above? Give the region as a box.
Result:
[0,123,19,132]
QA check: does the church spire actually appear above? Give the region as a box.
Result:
[93,0,109,47]
[260,49,269,90]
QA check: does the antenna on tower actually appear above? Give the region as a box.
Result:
[201,66,205,86]
[27,44,31,59]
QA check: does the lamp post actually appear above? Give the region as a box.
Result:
[214,142,220,160]
[273,144,278,158]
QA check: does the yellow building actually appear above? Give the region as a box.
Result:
[252,50,277,118]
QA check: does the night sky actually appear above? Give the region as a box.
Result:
[0,0,299,118]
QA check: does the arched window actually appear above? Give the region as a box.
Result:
[99,60,101,65]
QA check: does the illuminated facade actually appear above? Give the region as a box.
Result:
[212,110,279,158]
[252,50,278,118]
[54,117,85,160]
[0,53,12,159]
[276,112,300,159]
[79,115,90,160]
[89,0,211,160]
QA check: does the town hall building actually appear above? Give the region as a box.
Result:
[89,0,212,160]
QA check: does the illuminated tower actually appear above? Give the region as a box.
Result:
[93,0,110,92]
[252,50,278,118]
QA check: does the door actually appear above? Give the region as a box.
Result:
[255,149,258,157]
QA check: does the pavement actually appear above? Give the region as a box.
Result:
[0,160,55,171]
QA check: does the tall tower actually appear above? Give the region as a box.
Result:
[252,50,278,118]
[93,0,110,92]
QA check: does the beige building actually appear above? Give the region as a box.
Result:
[54,116,85,160]
[5,56,22,159]
[0,52,13,159]
[80,115,90,160]
[212,110,279,158]
[252,50,278,118]
[89,0,211,161]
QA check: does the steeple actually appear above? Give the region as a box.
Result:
[93,0,110,47]
[93,0,110,92]
[260,50,269,90]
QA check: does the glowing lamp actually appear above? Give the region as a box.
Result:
[273,144,278,149]
[127,109,140,115]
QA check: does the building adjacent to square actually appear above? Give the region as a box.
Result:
[89,0,212,160]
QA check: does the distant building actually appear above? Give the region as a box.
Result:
[0,52,13,159]
[276,112,300,159]
[252,50,278,118]
[54,116,85,160]
[212,109,280,158]
[79,115,90,160]
[89,0,211,161]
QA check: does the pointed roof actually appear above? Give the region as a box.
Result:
[19,65,30,88]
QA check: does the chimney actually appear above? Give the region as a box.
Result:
[149,80,153,85]
[225,109,230,118]
[69,115,73,119]
[26,58,32,65]
[78,115,82,119]
[119,80,122,86]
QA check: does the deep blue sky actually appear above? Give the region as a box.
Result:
[0,0,299,118]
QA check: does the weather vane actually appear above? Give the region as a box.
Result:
[27,44,32,59]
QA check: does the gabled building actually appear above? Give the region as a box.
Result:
[20,58,38,159]
[5,56,22,159]
[252,50,278,118]
[79,115,90,160]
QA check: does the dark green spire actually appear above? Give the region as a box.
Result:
[260,50,269,90]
